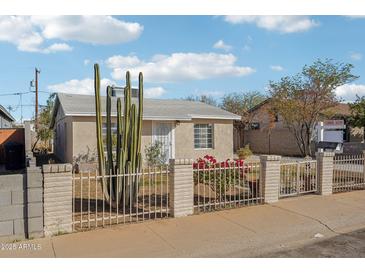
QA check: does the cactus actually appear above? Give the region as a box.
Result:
[93,64,143,208]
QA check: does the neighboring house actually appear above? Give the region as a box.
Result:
[50,92,240,164]
[0,106,23,166]
[0,104,15,128]
[243,99,364,156]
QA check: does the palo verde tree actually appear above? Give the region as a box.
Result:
[349,95,365,139]
[269,59,358,156]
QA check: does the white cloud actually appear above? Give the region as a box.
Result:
[43,43,73,53]
[84,59,90,66]
[350,52,362,61]
[335,83,365,102]
[106,55,142,68]
[224,16,319,33]
[49,78,166,98]
[0,16,44,52]
[106,52,255,83]
[31,16,143,45]
[48,78,116,95]
[213,40,232,51]
[0,16,143,53]
[270,65,284,72]
[145,87,166,98]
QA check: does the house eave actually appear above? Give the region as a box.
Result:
[62,113,240,121]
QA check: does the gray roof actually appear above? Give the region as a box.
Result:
[53,92,240,125]
[0,104,15,122]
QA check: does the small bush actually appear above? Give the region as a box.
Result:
[144,141,167,166]
[237,145,253,160]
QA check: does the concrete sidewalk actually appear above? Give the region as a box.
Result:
[1,190,365,258]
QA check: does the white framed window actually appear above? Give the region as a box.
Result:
[102,123,118,153]
[102,123,117,135]
[194,124,213,149]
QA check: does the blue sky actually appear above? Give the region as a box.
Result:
[1,15,365,122]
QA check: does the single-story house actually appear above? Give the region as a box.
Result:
[50,92,240,164]
[243,99,364,156]
[0,104,15,128]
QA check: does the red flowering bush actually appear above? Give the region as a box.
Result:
[193,155,245,169]
[193,155,250,198]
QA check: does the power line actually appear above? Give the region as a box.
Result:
[0,91,32,96]
[35,68,40,129]
[7,104,46,107]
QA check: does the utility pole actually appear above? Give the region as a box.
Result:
[35,68,40,129]
[20,92,23,123]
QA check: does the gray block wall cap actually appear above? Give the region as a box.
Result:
[27,166,42,173]
[259,155,282,161]
[315,152,336,157]
[43,164,73,173]
[169,159,194,165]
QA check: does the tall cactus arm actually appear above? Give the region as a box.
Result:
[116,97,123,172]
[94,64,105,177]
[106,86,114,173]
[130,104,137,173]
[122,71,131,168]
[136,72,144,171]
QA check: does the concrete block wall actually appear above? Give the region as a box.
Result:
[43,163,73,236]
[169,159,194,217]
[0,173,26,240]
[26,165,44,238]
[260,155,281,203]
[0,165,43,241]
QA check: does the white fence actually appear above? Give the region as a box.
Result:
[333,154,365,193]
[193,161,262,212]
[279,160,317,198]
[72,166,170,231]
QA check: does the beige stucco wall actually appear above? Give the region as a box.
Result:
[71,116,153,164]
[244,128,303,156]
[244,103,304,156]
[53,106,73,163]
[54,114,234,164]
[175,119,234,161]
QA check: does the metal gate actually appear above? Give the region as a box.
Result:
[72,165,170,231]
[279,160,317,198]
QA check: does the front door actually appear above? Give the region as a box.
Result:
[152,122,174,163]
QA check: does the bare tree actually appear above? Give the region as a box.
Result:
[221,91,266,129]
[184,94,218,106]
[221,91,266,149]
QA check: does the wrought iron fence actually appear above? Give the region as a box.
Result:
[193,161,262,212]
[72,165,170,231]
[279,160,317,198]
[333,154,365,193]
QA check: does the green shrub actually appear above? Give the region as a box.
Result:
[144,141,167,166]
[237,145,253,160]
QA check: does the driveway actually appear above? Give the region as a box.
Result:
[1,190,365,258]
